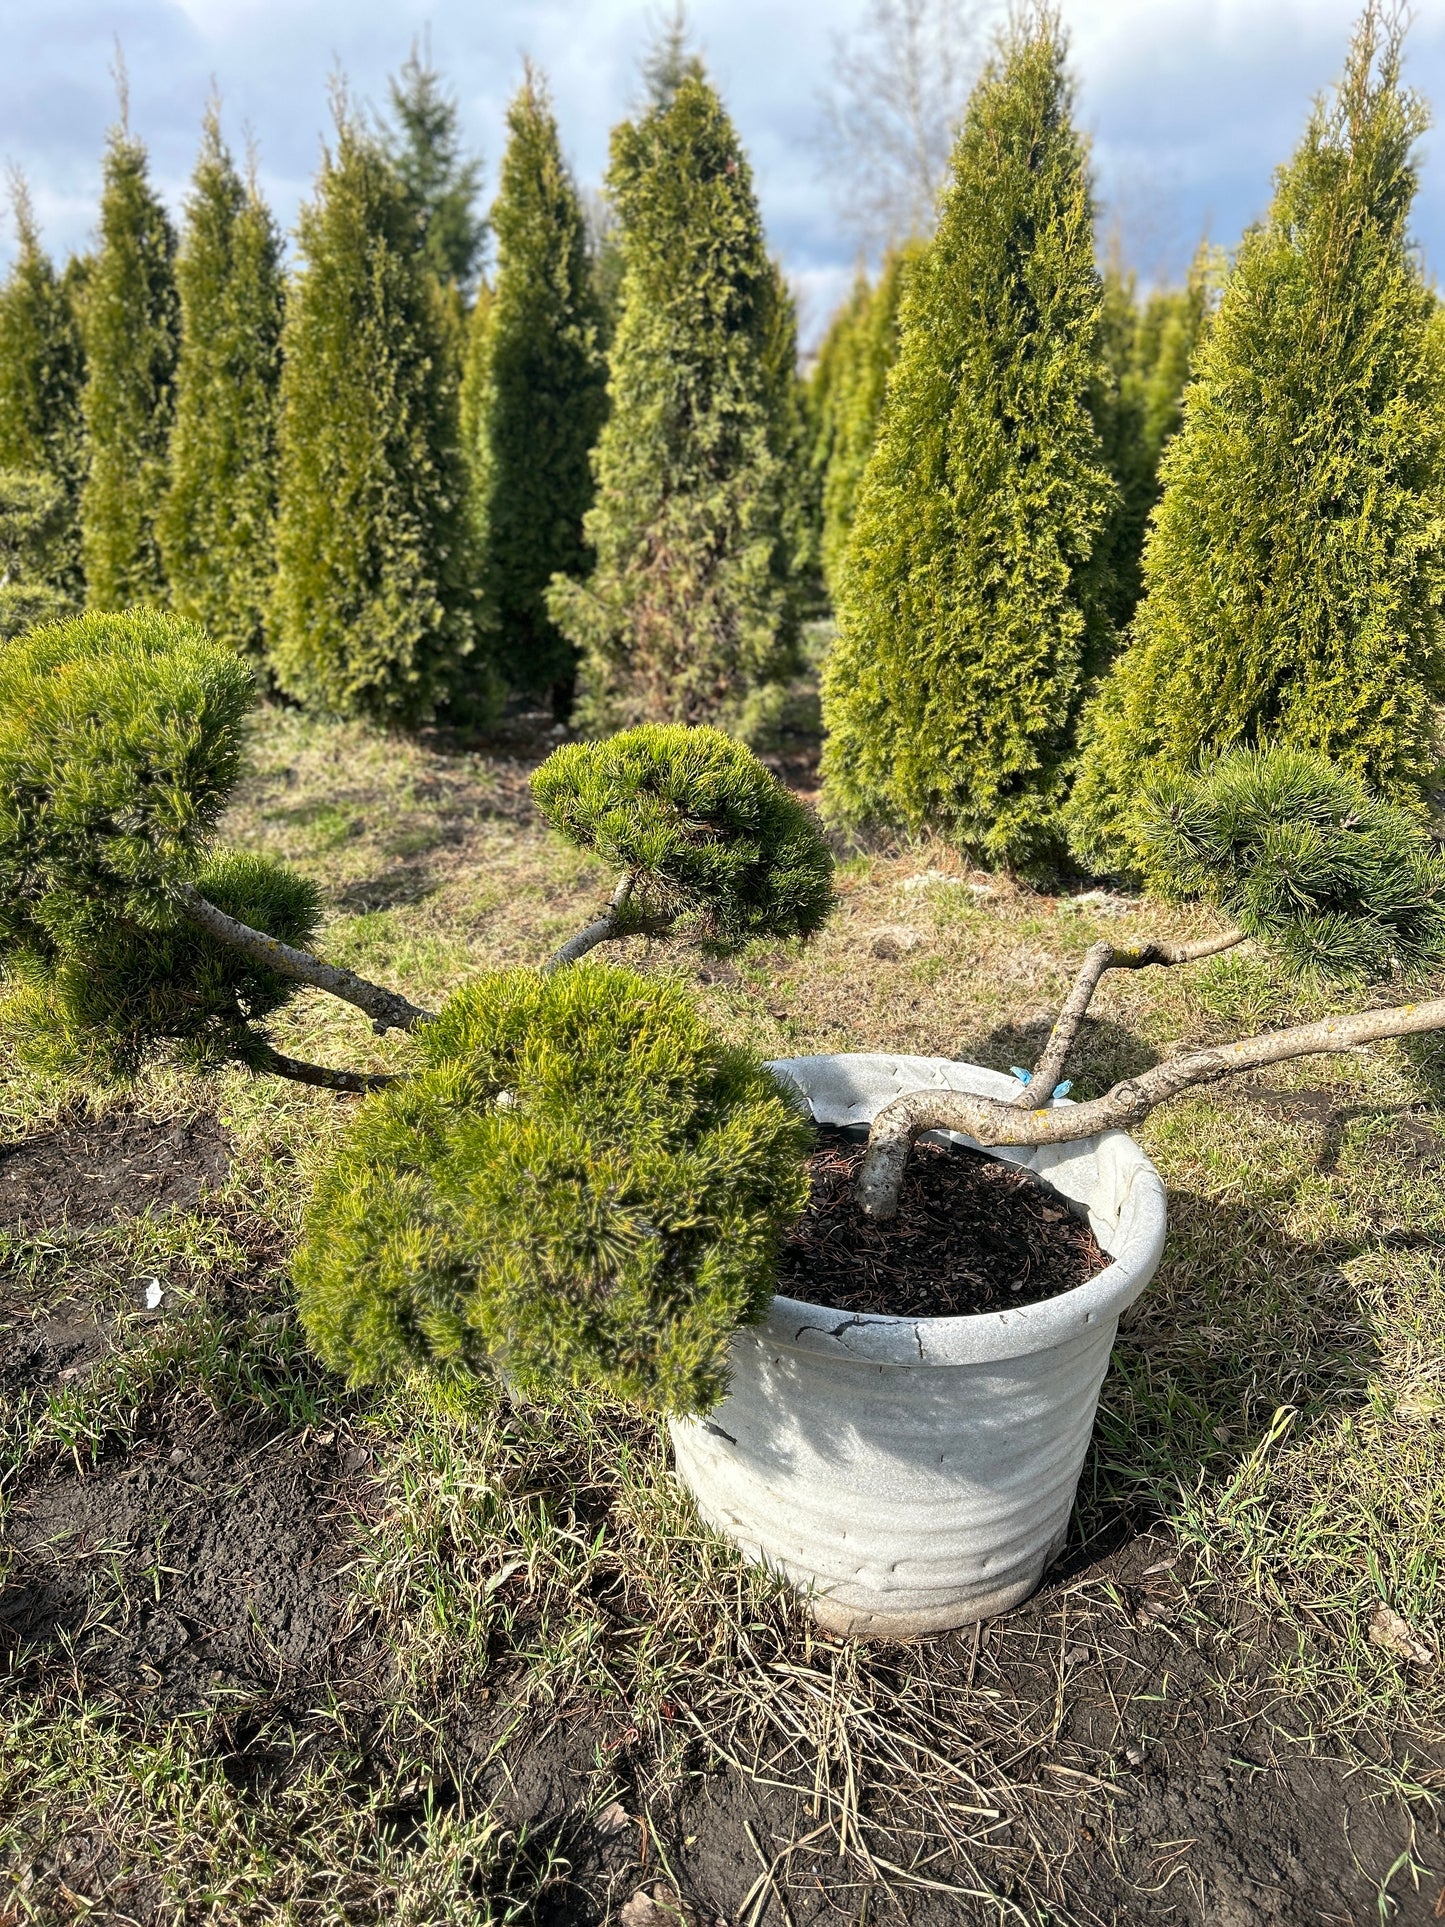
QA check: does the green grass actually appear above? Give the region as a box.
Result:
[2,700,1443,1920]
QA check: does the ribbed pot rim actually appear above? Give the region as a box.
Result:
[759,1052,1169,1368]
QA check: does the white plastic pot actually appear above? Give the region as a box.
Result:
[670,1053,1168,1640]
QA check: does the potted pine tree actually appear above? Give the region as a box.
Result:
[8,610,1445,1637]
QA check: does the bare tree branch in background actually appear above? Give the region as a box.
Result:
[816,0,993,253]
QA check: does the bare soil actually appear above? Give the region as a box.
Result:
[779,1124,1106,1317]
[0,1105,231,1229]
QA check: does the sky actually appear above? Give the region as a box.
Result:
[2,0,1444,347]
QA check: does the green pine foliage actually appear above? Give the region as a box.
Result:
[820,11,1115,871]
[0,469,77,638]
[294,963,812,1415]
[270,113,483,727]
[547,74,803,737]
[158,109,285,666]
[1070,9,1445,875]
[80,124,179,610]
[818,246,914,601]
[463,69,607,710]
[0,610,317,1073]
[1140,748,1445,983]
[385,39,487,298]
[532,724,835,947]
[0,180,87,592]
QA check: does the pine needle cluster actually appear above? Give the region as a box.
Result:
[0,611,315,1071]
[294,964,812,1415]
[532,725,835,948]
[1140,748,1445,982]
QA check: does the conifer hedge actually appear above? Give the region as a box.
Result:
[79,124,179,610]
[463,69,607,712]
[270,114,482,726]
[0,183,86,594]
[159,109,284,667]
[1069,11,1445,875]
[548,74,801,738]
[821,11,1114,871]
[818,246,914,602]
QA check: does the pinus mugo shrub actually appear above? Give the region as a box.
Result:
[547,74,802,737]
[0,180,87,595]
[462,68,607,712]
[0,469,78,639]
[1069,8,1445,877]
[820,12,1115,873]
[293,965,811,1414]
[0,611,318,1076]
[80,124,179,611]
[532,723,836,951]
[270,112,483,727]
[159,108,285,667]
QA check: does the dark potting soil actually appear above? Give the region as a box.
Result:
[0,1106,231,1230]
[778,1124,1106,1318]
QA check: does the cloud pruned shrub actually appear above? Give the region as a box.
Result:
[294,964,812,1415]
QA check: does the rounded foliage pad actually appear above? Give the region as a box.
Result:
[532,723,835,950]
[1139,748,1445,982]
[294,963,813,1415]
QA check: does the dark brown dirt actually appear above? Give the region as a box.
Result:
[0,1298,109,1397]
[779,1125,1106,1318]
[0,1404,370,1715]
[0,1106,231,1230]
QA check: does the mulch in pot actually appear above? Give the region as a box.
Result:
[778,1124,1107,1319]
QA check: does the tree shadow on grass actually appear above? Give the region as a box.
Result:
[956,1013,1163,1099]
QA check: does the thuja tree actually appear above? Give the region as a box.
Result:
[1069,7,1445,877]
[463,67,607,713]
[271,112,483,727]
[80,121,179,610]
[818,244,914,603]
[548,73,802,737]
[158,108,284,667]
[0,470,77,639]
[820,10,1115,872]
[0,178,87,593]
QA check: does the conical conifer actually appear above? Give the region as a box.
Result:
[548,74,801,735]
[270,112,481,726]
[80,123,179,609]
[821,11,1114,870]
[819,245,914,601]
[463,69,606,713]
[385,39,486,300]
[158,109,284,666]
[0,180,86,591]
[1070,7,1445,874]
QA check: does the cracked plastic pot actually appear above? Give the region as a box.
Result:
[669,1054,1167,1640]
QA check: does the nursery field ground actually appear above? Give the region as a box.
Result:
[2,699,1445,1925]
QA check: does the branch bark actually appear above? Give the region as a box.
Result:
[243,1043,397,1094]
[1017,928,1245,1107]
[858,992,1445,1219]
[177,885,435,1034]
[543,872,640,973]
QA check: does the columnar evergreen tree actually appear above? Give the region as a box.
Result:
[385,38,486,299]
[79,122,179,609]
[819,245,914,599]
[548,74,802,735]
[0,179,87,592]
[158,110,284,666]
[1090,253,1214,633]
[1070,7,1445,874]
[462,68,606,713]
[800,273,869,610]
[820,10,1114,870]
[270,113,482,726]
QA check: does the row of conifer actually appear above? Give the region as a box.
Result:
[2,3,1439,881]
